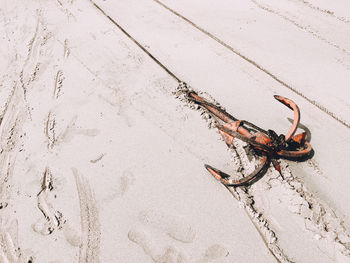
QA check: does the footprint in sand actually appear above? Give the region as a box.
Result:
[128,209,228,262]
[102,170,135,203]
[138,209,196,243]
[32,168,65,236]
[196,244,229,263]
[128,229,187,263]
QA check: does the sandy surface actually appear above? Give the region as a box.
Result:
[0,0,350,262]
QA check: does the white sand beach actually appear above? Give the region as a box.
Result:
[0,0,350,262]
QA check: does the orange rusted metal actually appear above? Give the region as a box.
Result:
[277,141,312,158]
[273,95,300,142]
[205,154,269,186]
[186,92,313,186]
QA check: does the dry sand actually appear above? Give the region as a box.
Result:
[0,0,350,262]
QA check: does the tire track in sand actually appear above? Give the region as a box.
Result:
[0,72,32,263]
[72,168,101,263]
[150,0,350,130]
[250,0,350,56]
[291,0,350,24]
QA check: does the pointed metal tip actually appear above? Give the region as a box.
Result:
[204,164,231,179]
[274,95,282,101]
[204,164,221,174]
[204,164,215,171]
[204,164,223,182]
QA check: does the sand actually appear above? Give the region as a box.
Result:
[0,0,350,262]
